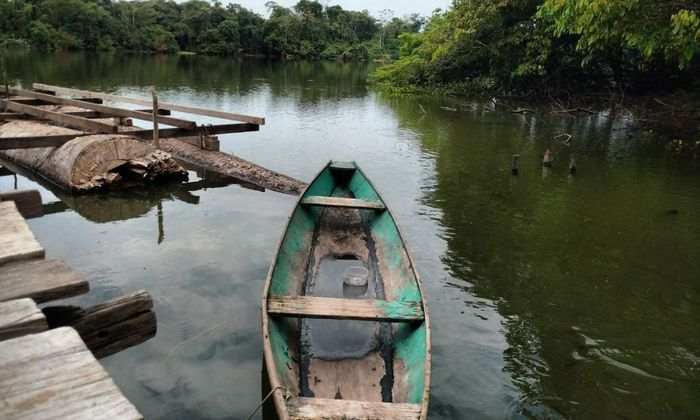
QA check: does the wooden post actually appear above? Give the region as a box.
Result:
[569,158,576,175]
[151,87,160,149]
[511,154,519,175]
[42,289,156,359]
[543,149,553,167]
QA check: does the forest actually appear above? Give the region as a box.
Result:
[1,0,699,95]
[370,0,700,95]
[0,0,422,60]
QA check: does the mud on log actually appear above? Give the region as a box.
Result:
[0,121,186,191]
[42,290,156,359]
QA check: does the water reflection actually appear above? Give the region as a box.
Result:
[382,94,700,418]
[1,53,698,419]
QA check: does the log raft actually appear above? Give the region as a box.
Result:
[0,200,156,419]
[0,83,306,195]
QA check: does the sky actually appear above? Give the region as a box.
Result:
[218,0,452,19]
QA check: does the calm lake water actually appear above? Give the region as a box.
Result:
[2,52,699,419]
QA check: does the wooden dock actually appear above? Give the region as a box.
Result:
[0,83,306,195]
[0,199,154,419]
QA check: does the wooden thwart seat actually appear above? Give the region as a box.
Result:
[288,397,421,419]
[267,296,423,322]
[301,196,385,211]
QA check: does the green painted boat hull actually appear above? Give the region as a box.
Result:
[262,161,431,419]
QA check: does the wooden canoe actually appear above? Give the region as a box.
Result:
[262,161,431,419]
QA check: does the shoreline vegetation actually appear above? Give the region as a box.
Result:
[1,0,698,141]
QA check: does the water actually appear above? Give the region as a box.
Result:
[304,256,378,360]
[1,52,699,419]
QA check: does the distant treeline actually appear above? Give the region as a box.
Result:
[0,0,423,60]
[369,0,700,95]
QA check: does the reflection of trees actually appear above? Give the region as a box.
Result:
[2,51,373,106]
[380,94,700,418]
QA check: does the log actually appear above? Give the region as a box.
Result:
[159,138,306,195]
[43,290,157,359]
[0,188,42,218]
[0,121,187,191]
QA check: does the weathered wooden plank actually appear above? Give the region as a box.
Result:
[0,189,43,218]
[175,135,220,151]
[1,99,118,134]
[267,296,424,322]
[0,258,89,303]
[0,201,44,265]
[0,134,78,150]
[0,327,143,419]
[5,97,103,106]
[34,83,266,125]
[288,397,422,420]
[0,298,48,341]
[329,160,357,171]
[7,88,197,129]
[301,196,386,211]
[43,290,156,359]
[0,123,259,150]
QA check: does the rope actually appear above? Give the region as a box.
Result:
[245,386,287,420]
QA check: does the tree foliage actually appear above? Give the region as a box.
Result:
[0,0,422,60]
[370,0,700,94]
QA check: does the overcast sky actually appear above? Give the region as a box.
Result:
[218,0,452,19]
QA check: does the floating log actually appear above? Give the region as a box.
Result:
[0,188,42,218]
[0,121,186,191]
[159,138,306,195]
[511,154,519,175]
[512,107,535,114]
[543,149,554,167]
[43,290,156,359]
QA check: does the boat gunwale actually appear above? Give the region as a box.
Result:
[261,160,431,419]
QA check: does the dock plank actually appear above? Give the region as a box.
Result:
[0,201,44,265]
[267,296,424,322]
[0,327,142,419]
[0,259,89,303]
[0,298,48,341]
[288,397,421,419]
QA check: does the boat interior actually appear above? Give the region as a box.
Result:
[265,161,428,416]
